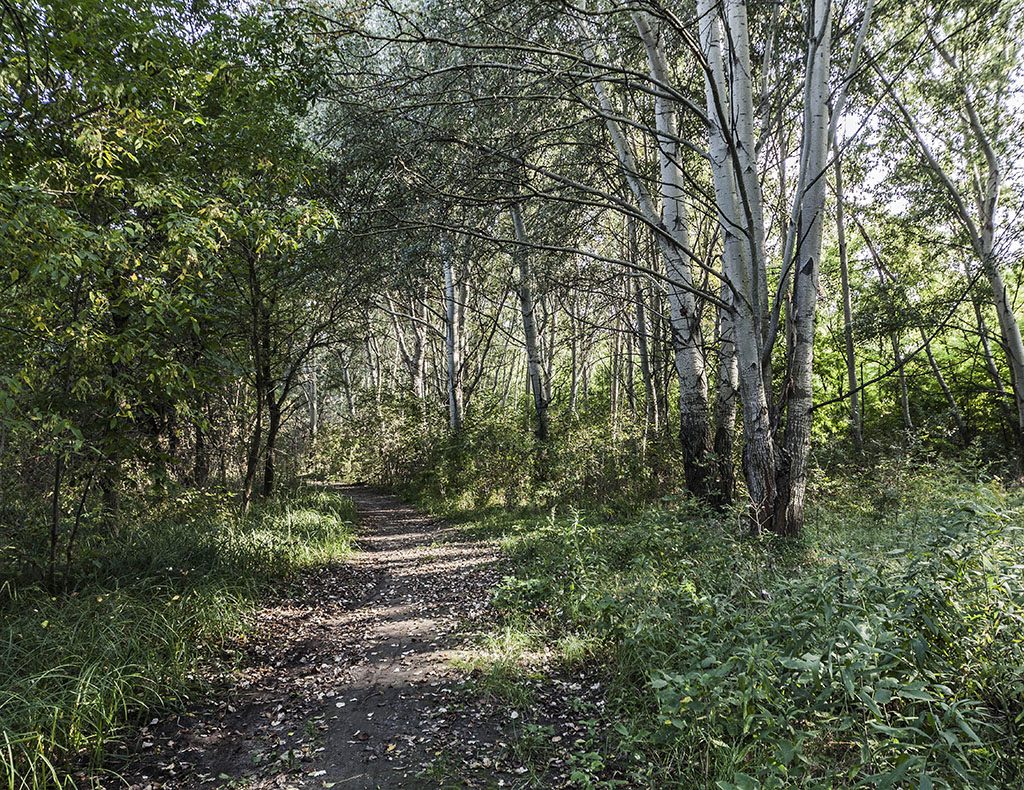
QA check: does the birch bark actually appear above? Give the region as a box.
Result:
[596,15,714,496]
[442,232,464,433]
[698,0,776,525]
[510,203,550,442]
[774,0,832,535]
[722,0,770,351]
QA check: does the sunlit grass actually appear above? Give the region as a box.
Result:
[0,488,356,788]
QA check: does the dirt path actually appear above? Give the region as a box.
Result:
[108,486,506,789]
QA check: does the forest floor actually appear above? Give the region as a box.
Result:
[102,486,601,789]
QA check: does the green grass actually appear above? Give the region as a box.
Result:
[453,463,1024,788]
[0,487,356,789]
[452,625,547,709]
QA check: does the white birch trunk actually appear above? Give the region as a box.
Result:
[510,203,550,442]
[605,18,714,496]
[722,0,770,351]
[775,0,832,535]
[698,0,776,524]
[442,233,463,433]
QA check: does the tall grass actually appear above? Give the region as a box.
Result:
[0,487,356,788]
[462,464,1024,788]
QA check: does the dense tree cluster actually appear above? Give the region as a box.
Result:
[307,0,1024,530]
[0,0,368,585]
[2,0,1023,570]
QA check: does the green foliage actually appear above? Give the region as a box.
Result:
[465,467,1024,788]
[0,0,343,568]
[0,488,355,788]
[325,390,685,514]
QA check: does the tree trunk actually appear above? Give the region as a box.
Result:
[569,311,580,415]
[983,256,1024,454]
[713,283,739,506]
[261,393,281,498]
[699,0,777,528]
[193,417,209,486]
[242,386,263,511]
[634,281,658,435]
[510,203,550,442]
[442,233,464,433]
[412,296,428,403]
[308,361,319,443]
[610,316,622,440]
[723,0,771,354]
[774,0,832,536]
[892,333,913,430]
[628,14,714,497]
[834,155,863,451]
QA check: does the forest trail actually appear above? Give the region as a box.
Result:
[109,487,504,789]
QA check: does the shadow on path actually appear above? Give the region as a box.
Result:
[102,486,504,789]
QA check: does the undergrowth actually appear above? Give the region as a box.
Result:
[310,393,687,513]
[0,487,356,789]
[455,462,1024,788]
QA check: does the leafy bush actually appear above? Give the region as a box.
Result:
[0,487,355,788]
